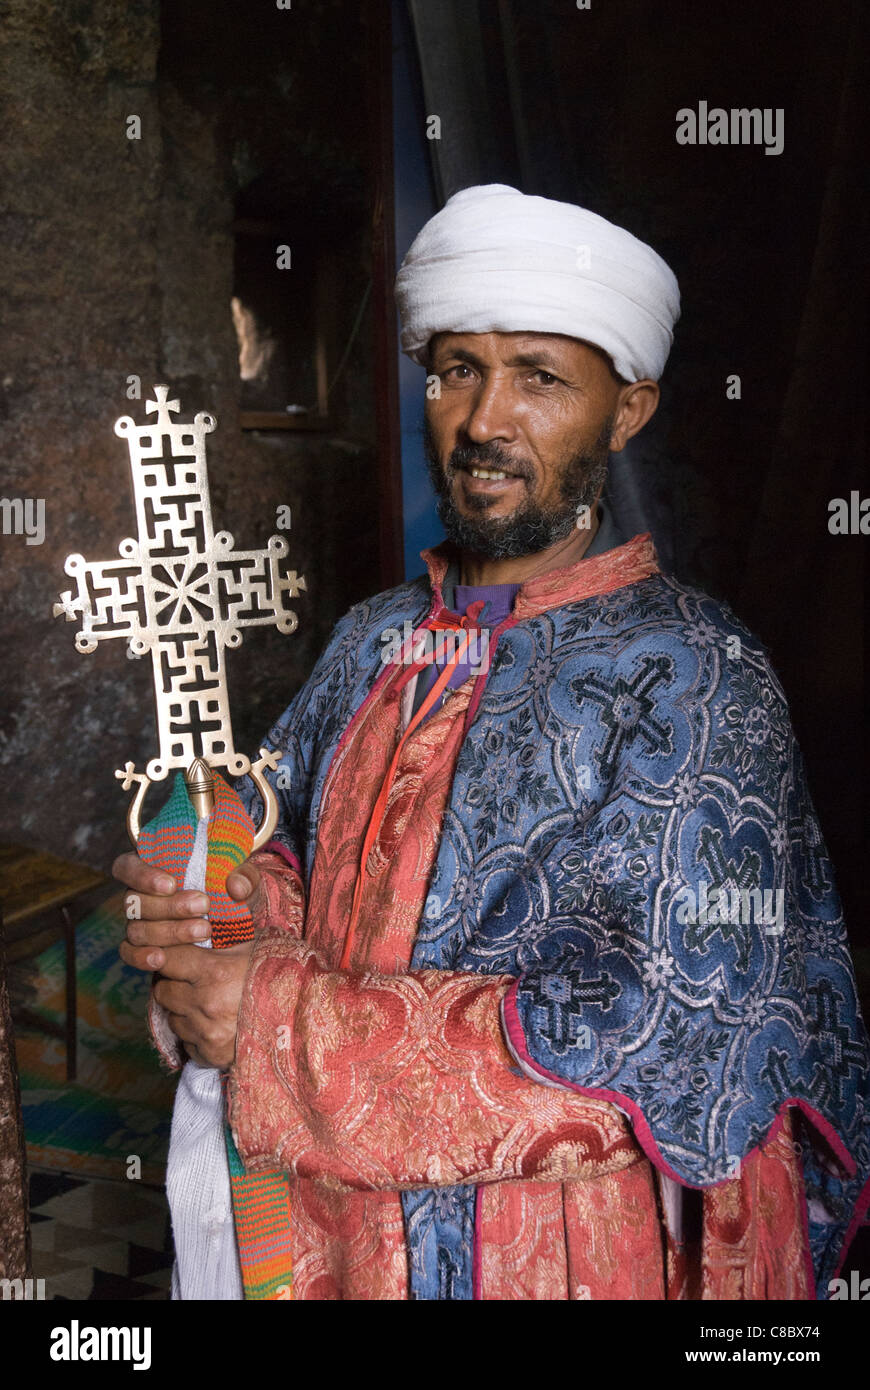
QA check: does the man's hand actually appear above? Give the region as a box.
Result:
[147,940,254,1070]
[113,852,263,973]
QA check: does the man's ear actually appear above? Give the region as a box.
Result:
[610,379,660,452]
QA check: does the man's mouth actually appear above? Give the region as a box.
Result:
[455,461,528,482]
[467,465,512,480]
[454,467,528,502]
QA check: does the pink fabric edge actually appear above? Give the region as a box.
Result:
[512,533,659,621]
[473,1186,483,1300]
[147,991,184,1072]
[263,839,303,878]
[502,978,865,1293]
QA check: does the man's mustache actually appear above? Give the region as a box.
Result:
[447,442,533,481]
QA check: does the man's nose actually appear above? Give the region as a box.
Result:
[463,375,518,445]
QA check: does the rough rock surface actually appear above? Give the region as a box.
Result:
[0,1,381,871]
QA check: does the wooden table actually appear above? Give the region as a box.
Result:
[0,844,108,1081]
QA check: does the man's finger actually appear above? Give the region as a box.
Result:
[153,976,197,1013]
[226,859,261,903]
[125,916,210,948]
[112,851,176,896]
[152,945,210,985]
[119,939,167,973]
[169,1022,205,1067]
[123,889,210,923]
[168,1012,197,1041]
[166,1012,201,1057]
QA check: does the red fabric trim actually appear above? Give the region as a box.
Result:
[473,1186,483,1300]
[420,532,660,621]
[513,533,659,619]
[264,840,303,878]
[338,628,474,969]
[464,615,519,731]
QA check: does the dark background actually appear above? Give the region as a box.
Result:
[400,0,868,950]
[0,0,866,949]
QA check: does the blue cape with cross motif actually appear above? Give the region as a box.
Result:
[238,544,870,1299]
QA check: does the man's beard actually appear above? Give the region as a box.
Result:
[423,415,613,560]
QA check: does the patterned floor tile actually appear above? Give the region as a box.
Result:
[29,1165,172,1301]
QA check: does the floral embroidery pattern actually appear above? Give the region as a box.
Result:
[463,708,560,850]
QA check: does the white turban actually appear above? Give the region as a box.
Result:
[395,184,680,383]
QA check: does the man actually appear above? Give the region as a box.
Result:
[116,185,870,1300]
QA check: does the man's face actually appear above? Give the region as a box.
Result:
[424,331,624,560]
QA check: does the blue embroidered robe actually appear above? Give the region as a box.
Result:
[239,554,870,1300]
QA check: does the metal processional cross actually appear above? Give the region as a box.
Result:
[53,384,306,843]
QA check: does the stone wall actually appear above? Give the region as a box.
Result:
[0,0,381,870]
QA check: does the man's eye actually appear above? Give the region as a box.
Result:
[444,364,473,380]
[532,370,559,385]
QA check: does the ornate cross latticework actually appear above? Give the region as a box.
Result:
[53,385,306,843]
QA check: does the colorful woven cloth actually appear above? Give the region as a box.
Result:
[138,771,294,1299]
[225,1122,294,1299]
[137,772,253,944]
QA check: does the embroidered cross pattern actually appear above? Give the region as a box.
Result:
[684,825,761,972]
[760,1045,830,1114]
[760,1046,799,1103]
[53,385,306,833]
[524,970,621,1054]
[570,654,674,780]
[787,804,833,902]
[809,978,867,1107]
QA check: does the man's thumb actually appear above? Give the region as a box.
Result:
[226,860,261,904]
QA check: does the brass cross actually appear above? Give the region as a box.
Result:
[53,385,306,844]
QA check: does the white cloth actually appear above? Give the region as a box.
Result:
[395,183,680,383]
[167,814,244,1300]
[168,1061,243,1300]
